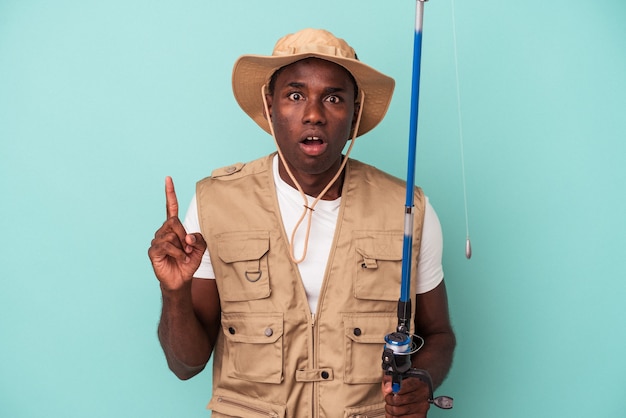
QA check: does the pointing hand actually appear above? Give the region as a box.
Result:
[148,177,207,290]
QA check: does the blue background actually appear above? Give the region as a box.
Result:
[1,0,625,416]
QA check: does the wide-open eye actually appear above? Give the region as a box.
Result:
[325,95,342,104]
[288,92,303,101]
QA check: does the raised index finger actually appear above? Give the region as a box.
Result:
[165,176,179,219]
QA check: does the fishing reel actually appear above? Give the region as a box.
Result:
[382,331,454,410]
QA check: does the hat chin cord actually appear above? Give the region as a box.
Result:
[261,85,365,264]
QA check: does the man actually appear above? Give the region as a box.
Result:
[148,28,455,417]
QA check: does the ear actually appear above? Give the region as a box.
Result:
[350,101,361,134]
[263,94,274,120]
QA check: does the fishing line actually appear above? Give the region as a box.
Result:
[451,0,472,259]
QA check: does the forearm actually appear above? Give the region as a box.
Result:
[158,283,213,380]
[411,329,456,389]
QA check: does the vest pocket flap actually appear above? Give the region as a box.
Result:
[216,231,270,263]
[354,231,403,263]
[355,246,402,263]
[343,313,396,344]
[355,248,401,270]
[222,312,283,344]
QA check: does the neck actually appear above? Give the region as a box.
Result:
[277,159,345,200]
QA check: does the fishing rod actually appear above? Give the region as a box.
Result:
[381,0,453,409]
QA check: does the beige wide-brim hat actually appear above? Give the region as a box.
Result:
[232,28,395,137]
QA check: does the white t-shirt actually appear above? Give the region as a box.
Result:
[183,156,444,313]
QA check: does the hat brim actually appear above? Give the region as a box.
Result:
[232,53,395,137]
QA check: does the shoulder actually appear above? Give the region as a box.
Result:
[197,154,273,186]
[348,158,400,183]
[347,158,424,199]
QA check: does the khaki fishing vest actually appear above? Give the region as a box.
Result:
[197,154,425,418]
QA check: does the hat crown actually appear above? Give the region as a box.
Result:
[272,29,357,60]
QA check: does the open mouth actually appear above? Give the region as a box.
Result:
[300,136,327,156]
[302,136,323,144]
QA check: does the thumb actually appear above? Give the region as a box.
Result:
[185,232,207,258]
[381,375,393,396]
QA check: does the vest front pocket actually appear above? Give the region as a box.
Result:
[344,401,386,418]
[208,388,286,417]
[343,313,396,384]
[215,231,271,302]
[353,231,403,301]
[221,312,284,384]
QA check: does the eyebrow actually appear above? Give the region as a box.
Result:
[286,82,348,95]
[286,82,305,89]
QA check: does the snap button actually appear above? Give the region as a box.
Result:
[225,166,237,173]
[228,327,236,335]
[353,328,362,336]
[321,371,329,379]
[264,328,273,337]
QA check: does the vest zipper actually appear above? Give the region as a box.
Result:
[215,396,279,418]
[311,312,317,418]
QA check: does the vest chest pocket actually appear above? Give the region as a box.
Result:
[221,312,284,384]
[353,232,403,301]
[343,313,396,384]
[215,231,270,302]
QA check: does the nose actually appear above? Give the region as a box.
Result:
[302,100,326,125]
